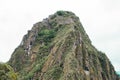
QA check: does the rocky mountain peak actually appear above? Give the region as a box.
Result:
[8,11,120,80]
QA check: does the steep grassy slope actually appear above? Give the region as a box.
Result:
[8,11,119,80]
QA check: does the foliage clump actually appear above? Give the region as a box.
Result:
[56,11,66,16]
[37,28,56,44]
[56,10,75,17]
[0,63,17,80]
[45,65,63,80]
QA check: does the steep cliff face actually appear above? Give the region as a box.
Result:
[8,11,119,80]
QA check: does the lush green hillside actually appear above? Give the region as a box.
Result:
[8,11,120,80]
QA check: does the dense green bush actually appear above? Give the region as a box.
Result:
[51,66,62,79]
[38,29,56,43]
[46,65,63,80]
[56,11,66,16]
[56,11,75,17]
[0,63,17,80]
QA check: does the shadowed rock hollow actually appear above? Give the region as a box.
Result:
[8,11,120,80]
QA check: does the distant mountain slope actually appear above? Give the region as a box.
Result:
[8,11,120,80]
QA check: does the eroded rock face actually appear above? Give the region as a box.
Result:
[8,11,120,80]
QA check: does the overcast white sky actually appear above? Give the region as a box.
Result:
[0,0,120,71]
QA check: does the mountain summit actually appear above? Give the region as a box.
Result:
[8,11,119,80]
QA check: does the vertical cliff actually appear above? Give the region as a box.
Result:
[8,11,120,80]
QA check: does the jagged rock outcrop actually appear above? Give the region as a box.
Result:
[8,11,120,80]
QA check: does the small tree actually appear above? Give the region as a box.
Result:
[0,63,17,80]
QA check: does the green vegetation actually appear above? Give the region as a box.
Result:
[0,63,17,80]
[56,11,66,16]
[37,28,56,44]
[56,11,75,17]
[9,47,26,71]
[22,28,57,79]
[45,65,63,80]
[98,52,108,77]
[22,52,47,79]
[37,28,56,56]
[8,11,119,80]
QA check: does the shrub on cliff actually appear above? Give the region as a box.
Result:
[0,63,17,80]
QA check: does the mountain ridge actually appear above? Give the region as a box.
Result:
[8,11,120,80]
